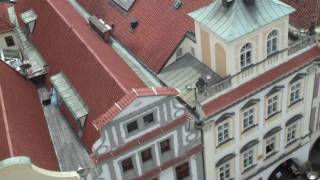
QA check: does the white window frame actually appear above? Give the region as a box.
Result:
[267,30,278,56]
[176,47,183,58]
[217,122,230,145]
[289,82,301,105]
[218,162,232,180]
[240,43,252,69]
[287,124,298,144]
[267,94,279,117]
[243,107,255,130]
[265,135,276,156]
[243,148,255,170]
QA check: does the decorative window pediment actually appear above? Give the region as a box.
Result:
[263,126,281,139]
[289,73,306,84]
[216,153,236,167]
[241,99,260,110]
[266,86,284,97]
[215,112,235,125]
[285,114,303,126]
[240,139,259,153]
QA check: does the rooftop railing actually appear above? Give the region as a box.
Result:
[197,35,317,103]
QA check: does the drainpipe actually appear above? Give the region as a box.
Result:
[194,87,207,180]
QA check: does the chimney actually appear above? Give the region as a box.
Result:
[243,0,255,6]
[20,9,38,34]
[88,16,112,42]
[222,0,235,8]
[130,17,138,31]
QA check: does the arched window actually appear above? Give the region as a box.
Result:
[240,43,252,69]
[267,30,278,56]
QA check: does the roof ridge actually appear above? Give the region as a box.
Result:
[92,87,178,130]
[46,0,138,92]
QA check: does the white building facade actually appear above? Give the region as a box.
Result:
[188,0,320,180]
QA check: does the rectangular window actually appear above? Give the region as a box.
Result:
[5,36,15,47]
[141,148,152,162]
[243,149,254,169]
[176,162,190,180]
[219,162,231,180]
[218,122,229,144]
[290,83,301,104]
[267,95,279,117]
[143,113,154,126]
[265,136,276,156]
[176,47,183,58]
[287,124,297,144]
[127,121,138,133]
[160,139,170,153]
[121,157,134,172]
[243,108,255,130]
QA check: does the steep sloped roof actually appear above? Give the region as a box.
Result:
[77,0,212,73]
[15,0,146,151]
[189,0,295,42]
[93,87,178,130]
[0,2,13,33]
[0,62,58,171]
[281,0,320,29]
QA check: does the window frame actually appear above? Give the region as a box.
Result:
[266,94,279,118]
[289,82,302,105]
[240,43,253,69]
[4,36,15,47]
[218,162,231,180]
[141,148,153,162]
[242,107,255,131]
[265,135,276,156]
[217,121,230,145]
[286,123,298,145]
[267,30,279,56]
[160,139,171,153]
[121,157,134,173]
[175,162,190,180]
[243,148,255,170]
[126,120,139,134]
[143,113,154,126]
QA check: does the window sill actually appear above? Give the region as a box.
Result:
[288,98,303,108]
[242,124,258,134]
[267,51,279,58]
[241,164,257,175]
[264,151,278,161]
[240,64,254,71]
[266,111,281,121]
[216,138,234,149]
[285,139,298,148]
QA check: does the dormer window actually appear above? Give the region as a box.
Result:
[267,30,278,56]
[240,43,252,69]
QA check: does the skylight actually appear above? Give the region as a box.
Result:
[112,0,136,11]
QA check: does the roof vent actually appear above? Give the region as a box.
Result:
[173,0,182,9]
[88,16,112,42]
[130,17,138,31]
[20,9,37,34]
[222,0,235,8]
[243,0,255,6]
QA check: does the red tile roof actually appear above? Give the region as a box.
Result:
[203,47,320,117]
[0,2,13,33]
[281,0,320,29]
[15,0,147,152]
[93,87,178,130]
[78,0,212,73]
[0,62,58,170]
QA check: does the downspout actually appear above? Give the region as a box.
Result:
[194,87,207,180]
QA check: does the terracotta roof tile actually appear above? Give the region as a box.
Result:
[281,0,320,28]
[0,62,58,170]
[93,87,178,130]
[78,0,212,73]
[203,47,320,117]
[0,3,13,33]
[15,0,147,152]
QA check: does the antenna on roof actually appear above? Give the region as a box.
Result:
[173,0,182,9]
[129,17,138,31]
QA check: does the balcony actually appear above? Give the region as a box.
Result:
[197,35,317,103]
